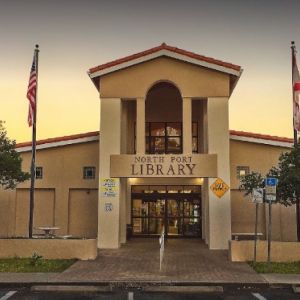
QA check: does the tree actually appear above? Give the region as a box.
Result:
[268,143,300,241]
[0,121,30,189]
[239,171,265,196]
[240,144,300,205]
[240,143,300,241]
[267,143,300,206]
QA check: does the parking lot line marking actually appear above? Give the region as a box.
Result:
[128,291,134,300]
[252,292,267,300]
[0,291,17,300]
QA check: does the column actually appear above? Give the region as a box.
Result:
[136,98,145,154]
[182,97,192,153]
[119,178,127,244]
[98,98,122,249]
[207,97,231,249]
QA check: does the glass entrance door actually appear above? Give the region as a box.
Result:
[167,199,182,236]
[132,198,165,235]
[131,185,202,237]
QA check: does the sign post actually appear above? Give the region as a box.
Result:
[265,177,278,265]
[252,188,264,262]
[159,226,165,271]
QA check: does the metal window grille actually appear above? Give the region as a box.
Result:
[236,166,250,179]
[83,167,96,179]
[35,167,43,179]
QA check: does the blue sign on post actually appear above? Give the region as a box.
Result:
[265,178,278,186]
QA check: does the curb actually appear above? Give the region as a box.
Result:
[143,285,223,293]
[0,281,270,289]
[31,285,112,293]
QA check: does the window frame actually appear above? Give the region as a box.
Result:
[35,167,43,179]
[236,166,250,179]
[134,122,199,154]
[192,122,198,153]
[83,166,96,180]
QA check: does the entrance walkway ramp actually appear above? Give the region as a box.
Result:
[56,239,265,285]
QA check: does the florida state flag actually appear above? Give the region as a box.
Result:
[292,49,300,132]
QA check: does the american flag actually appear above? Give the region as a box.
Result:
[26,54,37,127]
[292,49,300,132]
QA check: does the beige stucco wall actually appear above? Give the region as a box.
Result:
[97,56,233,249]
[98,98,122,248]
[0,136,297,246]
[207,97,231,249]
[99,57,230,98]
[231,190,266,236]
[0,239,97,260]
[229,240,300,262]
[15,188,55,237]
[230,140,290,189]
[0,141,99,238]
[68,189,98,238]
[230,140,297,241]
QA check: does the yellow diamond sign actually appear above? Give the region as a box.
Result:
[210,178,229,198]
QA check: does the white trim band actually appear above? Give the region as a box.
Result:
[230,134,293,148]
[16,136,99,153]
[89,49,242,79]
[16,133,292,153]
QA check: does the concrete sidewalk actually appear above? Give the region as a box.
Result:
[0,239,299,287]
[262,274,300,285]
[54,239,265,284]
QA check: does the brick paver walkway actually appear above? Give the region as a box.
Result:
[57,239,265,284]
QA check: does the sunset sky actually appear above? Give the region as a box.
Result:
[1,0,299,143]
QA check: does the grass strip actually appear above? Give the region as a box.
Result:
[0,258,76,273]
[248,261,300,274]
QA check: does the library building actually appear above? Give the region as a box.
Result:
[0,43,297,251]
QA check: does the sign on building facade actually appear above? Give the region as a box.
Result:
[210,178,229,198]
[101,178,119,197]
[110,154,217,178]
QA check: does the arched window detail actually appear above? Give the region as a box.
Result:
[145,82,182,154]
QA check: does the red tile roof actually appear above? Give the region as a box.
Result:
[16,131,99,148]
[16,130,292,149]
[88,43,241,75]
[230,130,293,143]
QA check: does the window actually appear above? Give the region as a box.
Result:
[236,166,250,179]
[192,122,198,153]
[134,122,198,154]
[35,167,43,179]
[147,122,182,154]
[83,167,96,179]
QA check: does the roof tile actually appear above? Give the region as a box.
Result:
[16,131,99,148]
[88,43,241,75]
[230,130,293,143]
[15,130,293,149]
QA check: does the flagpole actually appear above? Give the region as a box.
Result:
[291,41,298,146]
[291,41,300,242]
[28,45,39,238]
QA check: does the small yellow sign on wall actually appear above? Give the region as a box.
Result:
[101,178,119,197]
[210,178,229,198]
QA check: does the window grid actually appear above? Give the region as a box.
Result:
[134,122,198,154]
[35,167,43,179]
[83,166,96,180]
[236,166,250,179]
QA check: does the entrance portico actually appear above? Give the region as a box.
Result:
[88,43,242,250]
